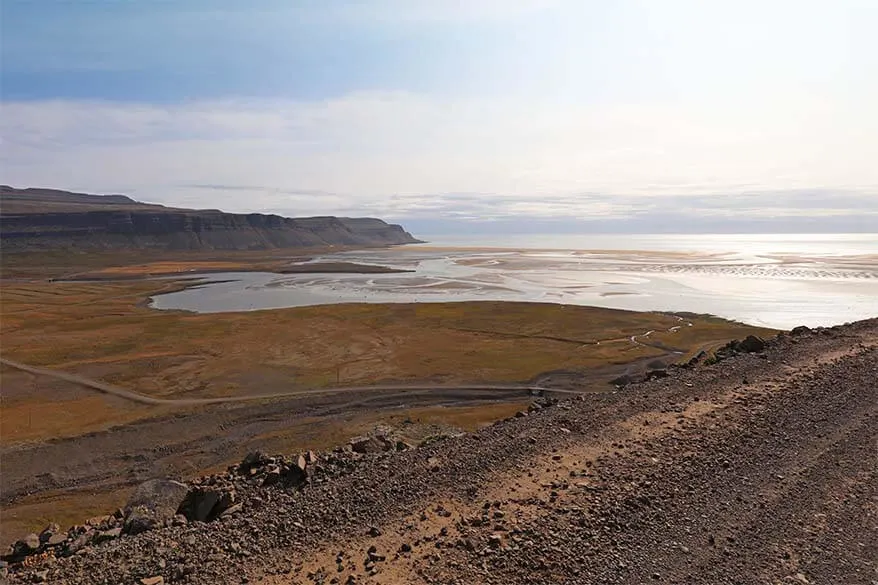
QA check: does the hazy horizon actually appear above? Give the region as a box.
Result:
[2,1,876,232]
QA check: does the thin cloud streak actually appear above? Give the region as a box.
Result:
[1,92,876,230]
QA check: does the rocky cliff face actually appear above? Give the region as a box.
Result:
[0,187,420,250]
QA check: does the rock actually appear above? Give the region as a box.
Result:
[738,335,766,353]
[790,325,812,336]
[395,440,415,451]
[261,465,283,486]
[19,533,41,554]
[283,462,308,487]
[369,526,382,537]
[350,437,384,453]
[237,451,269,474]
[644,369,669,381]
[66,530,94,554]
[33,569,49,583]
[86,515,113,528]
[46,533,68,546]
[38,523,60,543]
[219,503,243,518]
[95,527,122,543]
[488,534,502,548]
[140,577,165,585]
[191,488,222,522]
[611,374,635,387]
[350,436,388,454]
[123,479,189,535]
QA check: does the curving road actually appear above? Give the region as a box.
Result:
[0,356,569,406]
[0,321,693,407]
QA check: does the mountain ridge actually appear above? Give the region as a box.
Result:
[0,186,421,250]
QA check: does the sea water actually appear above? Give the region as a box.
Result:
[150,233,877,329]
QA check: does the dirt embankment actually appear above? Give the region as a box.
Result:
[4,320,876,584]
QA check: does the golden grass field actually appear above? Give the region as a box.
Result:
[1,272,775,444]
[0,251,776,544]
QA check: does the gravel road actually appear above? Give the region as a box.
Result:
[4,319,876,585]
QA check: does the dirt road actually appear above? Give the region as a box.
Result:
[5,319,876,584]
[0,357,561,406]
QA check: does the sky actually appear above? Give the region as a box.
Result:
[2,0,877,233]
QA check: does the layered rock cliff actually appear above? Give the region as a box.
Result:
[0,186,420,250]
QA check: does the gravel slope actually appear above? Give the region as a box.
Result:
[5,319,876,585]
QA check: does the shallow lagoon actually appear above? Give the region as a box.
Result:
[150,234,878,330]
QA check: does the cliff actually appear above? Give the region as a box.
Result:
[0,186,420,251]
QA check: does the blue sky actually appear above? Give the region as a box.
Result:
[2,0,876,231]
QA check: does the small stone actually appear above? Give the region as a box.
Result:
[140,577,165,585]
[220,503,243,518]
[368,526,382,537]
[67,530,95,554]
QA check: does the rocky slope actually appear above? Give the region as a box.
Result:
[2,321,876,584]
[0,187,420,251]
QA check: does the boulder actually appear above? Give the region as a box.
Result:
[350,436,386,454]
[738,335,766,353]
[610,374,635,387]
[38,523,60,544]
[790,325,812,336]
[261,465,282,486]
[12,533,41,558]
[192,489,221,522]
[124,479,189,535]
[237,451,270,475]
[644,369,669,381]
[46,533,68,547]
[295,454,308,474]
[95,527,122,543]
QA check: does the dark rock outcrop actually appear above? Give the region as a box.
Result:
[123,479,190,535]
[0,186,420,251]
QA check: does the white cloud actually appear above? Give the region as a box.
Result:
[2,91,876,220]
